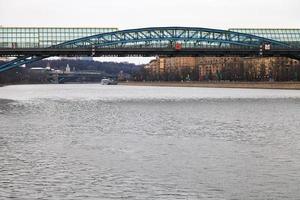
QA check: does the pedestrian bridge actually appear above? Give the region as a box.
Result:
[0,27,299,72]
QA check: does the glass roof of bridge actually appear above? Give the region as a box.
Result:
[1,27,299,48]
[0,27,118,48]
[229,28,300,45]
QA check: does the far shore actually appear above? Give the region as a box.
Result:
[1,82,300,90]
[120,81,300,90]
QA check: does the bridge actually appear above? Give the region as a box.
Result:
[49,71,111,84]
[0,27,300,72]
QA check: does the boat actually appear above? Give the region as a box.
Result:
[101,78,118,85]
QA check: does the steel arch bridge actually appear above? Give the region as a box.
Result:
[0,27,298,72]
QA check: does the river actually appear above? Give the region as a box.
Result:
[0,84,300,199]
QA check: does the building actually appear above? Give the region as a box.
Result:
[65,64,71,73]
[145,57,197,81]
[242,57,300,81]
[197,57,245,81]
[146,56,300,82]
[164,57,197,80]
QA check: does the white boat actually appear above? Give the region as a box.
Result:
[101,78,118,85]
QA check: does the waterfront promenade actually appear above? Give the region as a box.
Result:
[121,81,300,90]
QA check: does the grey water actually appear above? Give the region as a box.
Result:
[0,84,300,200]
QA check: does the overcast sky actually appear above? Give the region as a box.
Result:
[1,0,299,63]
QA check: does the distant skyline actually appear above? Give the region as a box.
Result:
[1,0,299,64]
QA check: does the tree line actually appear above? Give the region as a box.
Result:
[142,60,300,82]
[0,59,144,84]
[1,58,300,84]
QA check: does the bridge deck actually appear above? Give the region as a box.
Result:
[0,48,299,58]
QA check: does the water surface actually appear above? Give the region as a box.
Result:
[1,85,300,199]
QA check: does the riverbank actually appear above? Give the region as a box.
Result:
[120,81,300,90]
[1,82,300,90]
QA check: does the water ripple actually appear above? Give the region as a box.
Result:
[0,85,300,199]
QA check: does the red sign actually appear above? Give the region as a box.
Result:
[175,43,182,50]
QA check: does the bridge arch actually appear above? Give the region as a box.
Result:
[56,27,290,48]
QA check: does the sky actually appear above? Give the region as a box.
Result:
[1,0,299,63]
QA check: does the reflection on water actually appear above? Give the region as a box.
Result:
[0,85,300,199]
